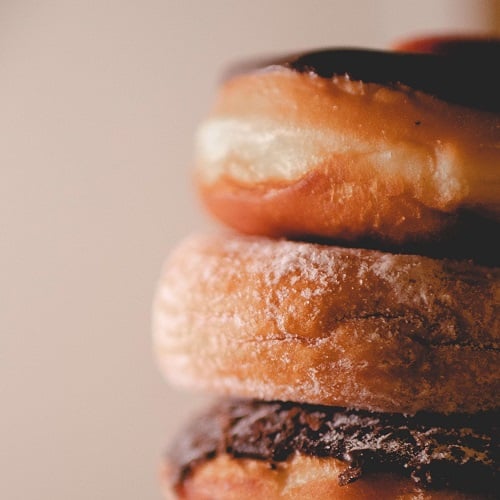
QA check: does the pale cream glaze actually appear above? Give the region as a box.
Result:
[195,69,499,243]
[153,232,499,414]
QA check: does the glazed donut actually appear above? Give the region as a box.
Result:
[194,43,500,251]
[163,399,499,499]
[153,232,499,415]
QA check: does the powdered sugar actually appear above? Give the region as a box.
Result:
[153,232,499,413]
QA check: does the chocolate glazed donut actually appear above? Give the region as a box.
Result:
[164,400,499,499]
[227,45,500,112]
[194,42,500,257]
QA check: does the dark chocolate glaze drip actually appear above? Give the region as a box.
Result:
[225,43,500,112]
[168,400,499,495]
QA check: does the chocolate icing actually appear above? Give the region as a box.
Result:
[168,400,499,494]
[225,43,500,112]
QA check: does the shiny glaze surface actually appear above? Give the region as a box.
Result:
[226,42,500,112]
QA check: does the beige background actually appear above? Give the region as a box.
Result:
[1,1,496,499]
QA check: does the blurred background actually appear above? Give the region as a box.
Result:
[1,1,498,499]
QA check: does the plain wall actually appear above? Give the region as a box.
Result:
[1,1,496,499]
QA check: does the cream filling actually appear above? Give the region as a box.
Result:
[195,117,468,210]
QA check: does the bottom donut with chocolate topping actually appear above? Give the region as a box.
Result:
[164,399,498,499]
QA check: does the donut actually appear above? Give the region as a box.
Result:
[194,42,500,252]
[163,399,499,499]
[152,232,499,415]
[392,33,500,55]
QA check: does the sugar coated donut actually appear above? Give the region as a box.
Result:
[152,232,499,415]
[194,42,500,252]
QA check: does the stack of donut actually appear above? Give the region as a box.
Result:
[153,35,499,499]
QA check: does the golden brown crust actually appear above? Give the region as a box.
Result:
[153,232,499,414]
[162,454,494,499]
[195,69,499,245]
